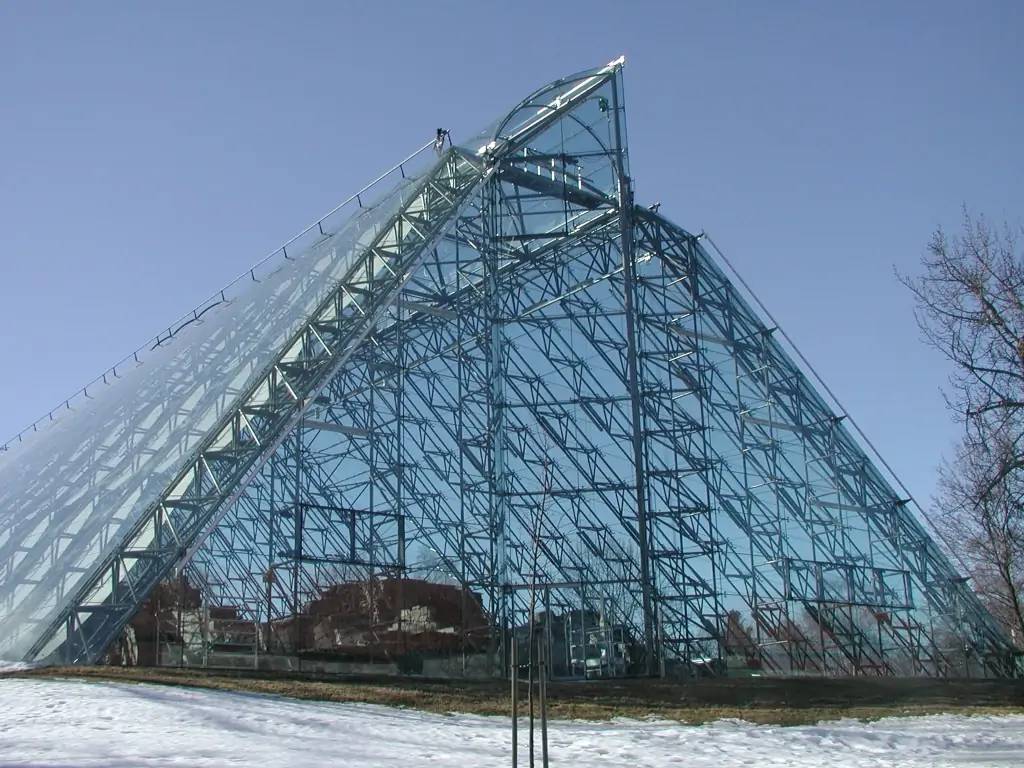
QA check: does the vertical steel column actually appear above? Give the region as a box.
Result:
[609,70,657,675]
[395,286,407,655]
[292,425,304,666]
[511,635,519,767]
[265,454,277,654]
[483,174,510,670]
[683,233,726,667]
[455,233,470,674]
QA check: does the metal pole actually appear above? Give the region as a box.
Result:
[544,586,552,678]
[528,622,535,768]
[177,568,184,668]
[454,232,470,678]
[267,455,277,657]
[511,631,518,768]
[539,633,549,768]
[293,425,303,672]
[484,177,509,676]
[608,68,657,676]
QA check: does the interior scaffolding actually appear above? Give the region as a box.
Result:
[0,58,1017,679]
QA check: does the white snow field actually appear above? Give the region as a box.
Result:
[0,678,1022,767]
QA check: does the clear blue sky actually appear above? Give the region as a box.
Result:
[1,1,1021,507]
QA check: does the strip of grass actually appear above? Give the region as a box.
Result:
[8,666,1023,726]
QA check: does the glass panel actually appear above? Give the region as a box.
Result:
[0,158,437,659]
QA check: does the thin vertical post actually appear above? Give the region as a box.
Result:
[539,633,549,768]
[544,586,552,678]
[511,633,518,768]
[455,231,470,676]
[201,597,209,668]
[266,454,277,657]
[292,425,303,671]
[609,65,657,676]
[177,568,185,668]
[396,284,407,665]
[528,620,535,768]
[484,176,509,669]
[154,574,162,668]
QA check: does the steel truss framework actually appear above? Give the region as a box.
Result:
[3,59,1017,677]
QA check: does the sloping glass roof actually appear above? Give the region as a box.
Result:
[458,57,624,158]
[0,58,626,660]
[0,158,434,659]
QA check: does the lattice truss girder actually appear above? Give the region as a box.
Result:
[1,59,1014,676]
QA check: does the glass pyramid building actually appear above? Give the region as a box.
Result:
[0,58,1016,678]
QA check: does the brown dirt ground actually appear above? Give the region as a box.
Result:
[7,666,1024,726]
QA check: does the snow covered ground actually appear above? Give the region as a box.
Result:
[0,678,1022,767]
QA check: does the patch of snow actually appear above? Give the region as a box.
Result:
[0,678,1021,767]
[0,659,35,673]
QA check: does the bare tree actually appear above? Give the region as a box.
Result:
[901,210,1024,646]
[933,433,1024,645]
